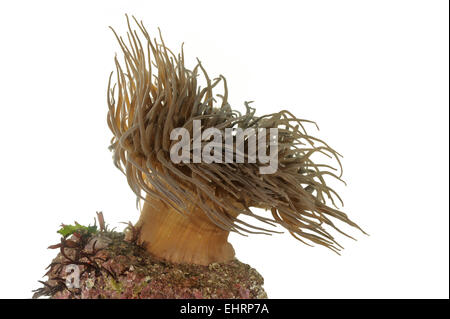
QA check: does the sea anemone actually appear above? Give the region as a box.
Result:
[107,15,365,266]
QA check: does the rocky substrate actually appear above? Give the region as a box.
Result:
[33,219,267,299]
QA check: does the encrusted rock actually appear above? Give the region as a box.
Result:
[33,230,267,299]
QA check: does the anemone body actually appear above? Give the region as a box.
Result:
[107,17,364,265]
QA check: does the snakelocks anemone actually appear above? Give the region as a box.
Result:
[107,16,365,266]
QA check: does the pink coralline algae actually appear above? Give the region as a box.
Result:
[33,227,267,299]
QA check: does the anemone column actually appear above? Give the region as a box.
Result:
[135,196,235,265]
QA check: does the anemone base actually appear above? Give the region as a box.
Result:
[33,229,267,299]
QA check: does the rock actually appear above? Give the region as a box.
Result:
[33,231,267,299]
[84,235,112,253]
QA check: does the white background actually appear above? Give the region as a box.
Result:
[0,0,448,299]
